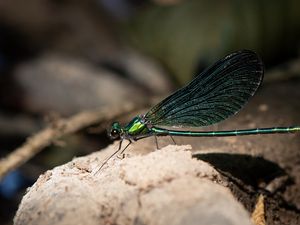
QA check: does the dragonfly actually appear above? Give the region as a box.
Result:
[97,50,300,171]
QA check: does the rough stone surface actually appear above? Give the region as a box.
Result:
[14,145,252,225]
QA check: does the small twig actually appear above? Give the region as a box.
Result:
[0,103,140,180]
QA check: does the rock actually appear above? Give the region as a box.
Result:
[14,54,146,116]
[14,145,252,225]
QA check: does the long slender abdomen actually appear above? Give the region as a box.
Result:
[152,126,300,137]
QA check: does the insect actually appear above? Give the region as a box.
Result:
[97,50,300,172]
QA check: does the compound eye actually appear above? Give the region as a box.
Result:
[110,129,119,138]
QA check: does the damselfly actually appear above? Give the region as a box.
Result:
[97,50,300,172]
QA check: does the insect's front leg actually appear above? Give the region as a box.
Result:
[116,139,132,159]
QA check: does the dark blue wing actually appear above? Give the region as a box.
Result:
[145,50,264,127]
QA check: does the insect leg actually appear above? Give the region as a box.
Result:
[170,135,177,145]
[154,135,160,150]
[117,139,132,158]
[93,139,124,174]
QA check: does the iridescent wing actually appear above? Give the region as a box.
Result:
[145,50,264,127]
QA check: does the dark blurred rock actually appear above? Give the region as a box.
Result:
[0,0,173,115]
[13,54,148,116]
[0,0,119,59]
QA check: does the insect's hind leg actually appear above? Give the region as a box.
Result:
[154,135,160,150]
[154,135,177,150]
[170,135,177,145]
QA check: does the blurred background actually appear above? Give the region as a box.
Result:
[0,0,300,224]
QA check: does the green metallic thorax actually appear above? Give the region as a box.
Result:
[124,116,151,136]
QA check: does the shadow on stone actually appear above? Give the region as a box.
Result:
[193,152,288,189]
